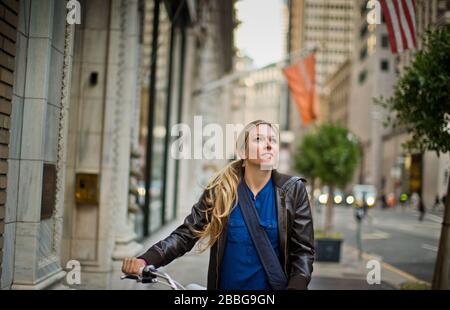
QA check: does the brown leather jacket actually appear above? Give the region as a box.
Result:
[138,169,315,290]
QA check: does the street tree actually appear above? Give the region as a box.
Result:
[294,132,321,223]
[295,124,360,236]
[294,131,320,193]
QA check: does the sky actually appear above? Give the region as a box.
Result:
[235,0,285,68]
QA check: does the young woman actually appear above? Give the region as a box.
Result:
[122,120,315,290]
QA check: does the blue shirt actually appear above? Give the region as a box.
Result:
[219,178,280,290]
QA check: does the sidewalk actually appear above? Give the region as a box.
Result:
[309,243,415,290]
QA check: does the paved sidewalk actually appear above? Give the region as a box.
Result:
[310,243,406,290]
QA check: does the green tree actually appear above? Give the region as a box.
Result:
[295,124,361,236]
[294,132,321,225]
[294,132,320,189]
[377,26,450,290]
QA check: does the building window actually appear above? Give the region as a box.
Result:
[381,59,390,71]
[358,69,367,84]
[360,46,368,61]
[360,24,368,38]
[381,35,389,48]
[360,2,367,17]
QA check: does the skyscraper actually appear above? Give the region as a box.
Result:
[284,0,356,163]
[287,0,356,90]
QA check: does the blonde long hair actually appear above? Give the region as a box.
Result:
[192,120,279,250]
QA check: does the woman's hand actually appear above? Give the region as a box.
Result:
[121,257,147,275]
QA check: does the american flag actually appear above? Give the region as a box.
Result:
[380,0,417,54]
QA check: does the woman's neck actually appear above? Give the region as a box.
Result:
[243,163,272,197]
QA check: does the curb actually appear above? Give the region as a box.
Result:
[345,244,430,289]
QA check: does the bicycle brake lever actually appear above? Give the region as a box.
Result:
[142,265,158,279]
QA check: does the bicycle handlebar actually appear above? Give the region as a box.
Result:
[121,265,185,290]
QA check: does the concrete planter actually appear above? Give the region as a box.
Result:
[315,238,343,262]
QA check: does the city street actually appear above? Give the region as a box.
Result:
[1,0,449,294]
[315,205,447,284]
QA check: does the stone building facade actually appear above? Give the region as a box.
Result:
[1,0,235,290]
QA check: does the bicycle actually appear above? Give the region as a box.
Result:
[121,265,206,290]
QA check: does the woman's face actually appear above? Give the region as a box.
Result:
[245,124,279,170]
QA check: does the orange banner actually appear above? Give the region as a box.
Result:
[283,53,318,126]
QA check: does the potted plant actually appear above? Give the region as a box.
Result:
[295,124,361,262]
[314,230,344,262]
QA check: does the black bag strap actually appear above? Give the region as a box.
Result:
[237,179,288,290]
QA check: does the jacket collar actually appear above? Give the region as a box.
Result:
[271,169,294,189]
